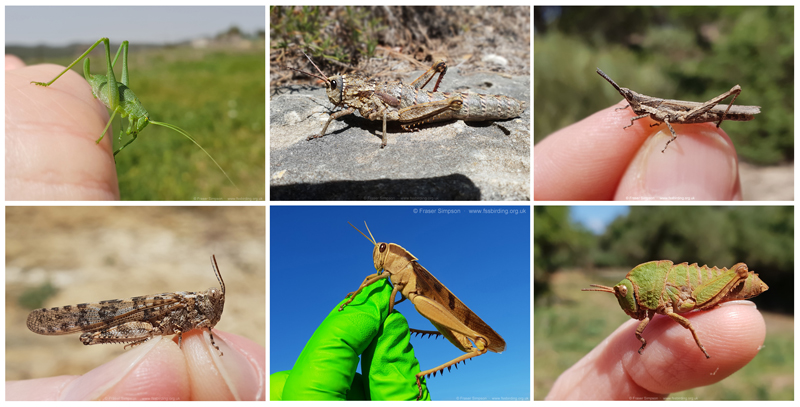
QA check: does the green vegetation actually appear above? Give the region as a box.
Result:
[534,7,793,165]
[27,42,265,200]
[534,206,595,298]
[271,6,386,64]
[18,281,58,310]
[271,6,530,84]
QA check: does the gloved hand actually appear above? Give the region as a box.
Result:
[271,278,431,400]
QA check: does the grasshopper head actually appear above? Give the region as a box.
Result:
[288,52,345,107]
[348,222,417,275]
[349,221,384,272]
[324,74,345,106]
[583,278,640,317]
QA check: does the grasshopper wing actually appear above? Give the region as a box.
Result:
[27,294,184,335]
[412,262,506,353]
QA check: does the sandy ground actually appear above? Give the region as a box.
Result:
[739,162,793,201]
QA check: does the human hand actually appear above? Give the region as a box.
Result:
[546,302,765,399]
[271,278,430,400]
[6,59,119,200]
[534,101,742,200]
[6,329,265,400]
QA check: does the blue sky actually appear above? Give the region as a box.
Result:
[570,206,629,234]
[6,6,265,46]
[270,206,531,400]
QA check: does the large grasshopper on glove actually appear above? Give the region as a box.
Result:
[340,222,505,400]
[288,53,524,148]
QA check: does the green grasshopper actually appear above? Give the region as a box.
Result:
[30,37,235,187]
[583,260,768,358]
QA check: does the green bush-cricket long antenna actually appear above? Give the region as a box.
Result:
[149,121,236,188]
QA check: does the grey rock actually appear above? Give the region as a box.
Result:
[270,67,530,201]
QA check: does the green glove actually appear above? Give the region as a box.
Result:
[270,278,431,400]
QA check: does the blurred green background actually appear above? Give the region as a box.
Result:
[8,6,265,200]
[534,6,793,166]
[534,206,793,400]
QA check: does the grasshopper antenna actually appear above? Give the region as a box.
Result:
[349,221,377,247]
[582,284,616,293]
[149,121,237,188]
[286,50,330,84]
[596,68,624,94]
[363,222,377,246]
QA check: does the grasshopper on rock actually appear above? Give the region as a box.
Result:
[288,52,525,148]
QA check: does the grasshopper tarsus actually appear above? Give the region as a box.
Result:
[338,292,356,311]
[415,376,425,400]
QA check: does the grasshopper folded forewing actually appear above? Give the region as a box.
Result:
[411,262,506,353]
[341,222,505,399]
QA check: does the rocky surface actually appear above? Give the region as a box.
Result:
[270,67,530,201]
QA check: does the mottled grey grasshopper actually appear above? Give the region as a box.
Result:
[597,68,761,152]
[26,255,226,355]
[288,52,525,148]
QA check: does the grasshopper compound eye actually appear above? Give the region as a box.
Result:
[330,79,338,90]
[379,243,387,252]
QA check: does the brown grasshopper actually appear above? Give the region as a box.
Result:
[340,222,505,400]
[287,52,524,148]
[597,68,761,152]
